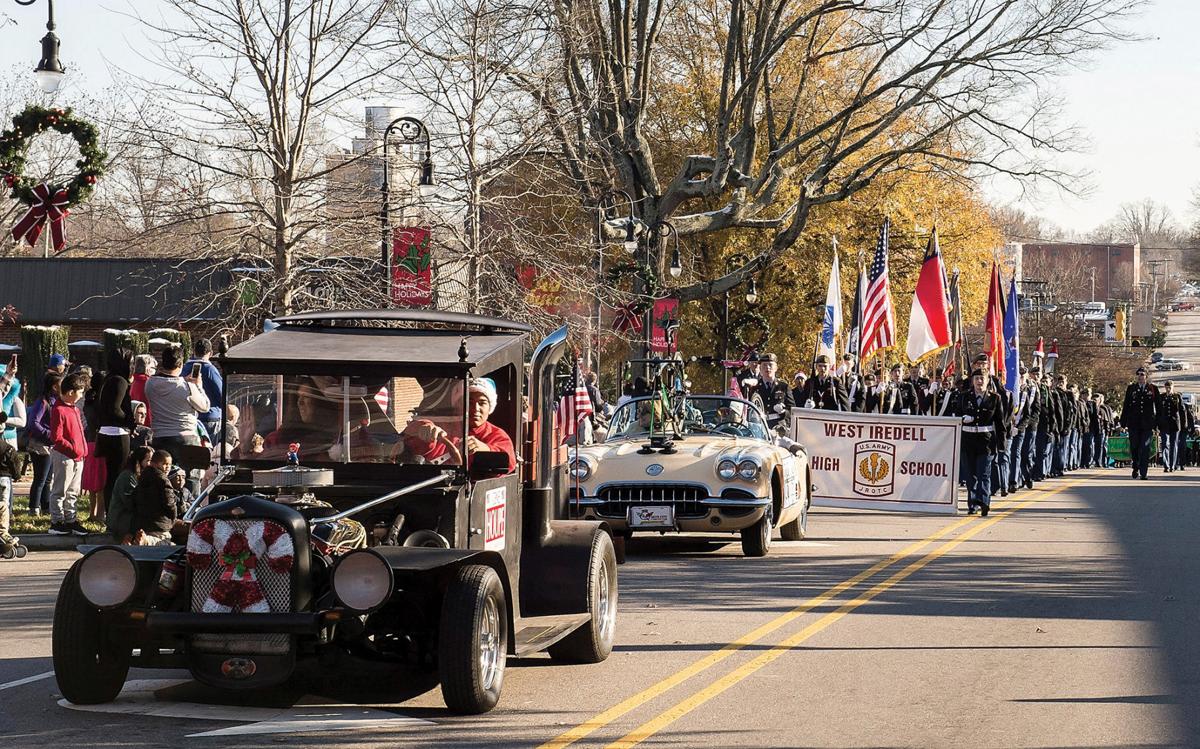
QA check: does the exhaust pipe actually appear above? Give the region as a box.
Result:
[529,325,568,490]
[527,326,568,542]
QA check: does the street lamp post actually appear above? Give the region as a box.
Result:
[594,189,636,377]
[720,252,758,391]
[379,116,434,302]
[14,0,64,93]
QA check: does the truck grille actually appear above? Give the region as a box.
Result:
[188,518,295,655]
[596,484,707,518]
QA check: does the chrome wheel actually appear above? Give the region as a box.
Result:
[597,557,617,643]
[479,595,502,692]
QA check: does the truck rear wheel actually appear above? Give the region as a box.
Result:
[438,564,507,714]
[548,530,618,663]
[53,562,130,704]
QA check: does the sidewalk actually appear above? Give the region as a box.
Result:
[6,475,108,551]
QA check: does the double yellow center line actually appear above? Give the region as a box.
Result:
[540,478,1084,749]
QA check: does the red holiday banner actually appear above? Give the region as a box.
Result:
[516,264,562,314]
[650,298,680,353]
[391,227,433,306]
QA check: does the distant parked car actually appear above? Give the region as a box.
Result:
[1150,352,1164,364]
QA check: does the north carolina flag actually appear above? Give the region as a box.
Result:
[817,247,843,362]
[905,228,952,362]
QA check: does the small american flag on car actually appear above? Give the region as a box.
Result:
[557,362,594,440]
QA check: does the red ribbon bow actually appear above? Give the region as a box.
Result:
[613,303,643,334]
[11,183,69,252]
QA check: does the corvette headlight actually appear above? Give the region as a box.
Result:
[569,457,593,481]
[738,459,761,481]
[717,459,738,480]
[333,549,394,613]
[78,547,137,608]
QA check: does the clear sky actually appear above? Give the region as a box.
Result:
[1,0,1195,237]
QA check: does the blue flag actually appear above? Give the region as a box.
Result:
[1003,275,1020,397]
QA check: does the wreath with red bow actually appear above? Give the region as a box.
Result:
[0,105,106,253]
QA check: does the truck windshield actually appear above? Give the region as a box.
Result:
[224,373,466,466]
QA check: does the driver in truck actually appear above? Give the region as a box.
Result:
[400,378,516,473]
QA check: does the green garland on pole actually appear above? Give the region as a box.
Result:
[0,105,106,205]
[730,309,770,354]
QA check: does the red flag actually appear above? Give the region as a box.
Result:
[984,262,1005,378]
[905,228,952,362]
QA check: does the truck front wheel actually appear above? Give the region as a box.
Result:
[438,564,508,714]
[53,562,131,704]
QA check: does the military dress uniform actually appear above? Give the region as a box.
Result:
[952,386,1004,514]
[1121,380,1159,479]
[751,376,795,429]
[796,374,849,412]
[881,380,921,415]
[1036,381,1059,480]
[1156,389,1184,473]
[1179,404,1195,469]
[1011,378,1039,489]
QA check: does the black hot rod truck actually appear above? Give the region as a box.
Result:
[52,310,618,714]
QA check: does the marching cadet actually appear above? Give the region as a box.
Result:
[932,369,957,416]
[1010,366,1038,490]
[953,369,1004,515]
[882,363,921,415]
[1120,367,1158,480]
[1093,392,1113,468]
[1035,371,1059,481]
[750,353,795,429]
[852,370,884,413]
[1156,380,1184,473]
[1051,375,1072,477]
[908,362,932,414]
[1178,398,1195,470]
[796,354,849,412]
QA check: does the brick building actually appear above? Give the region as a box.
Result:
[1018,242,1141,302]
[0,258,231,349]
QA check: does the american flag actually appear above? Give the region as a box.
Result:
[557,361,594,441]
[859,218,895,365]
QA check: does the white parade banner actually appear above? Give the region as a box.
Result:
[790,409,961,514]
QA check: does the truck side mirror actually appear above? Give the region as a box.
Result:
[469,451,511,481]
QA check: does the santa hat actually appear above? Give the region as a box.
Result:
[1032,337,1045,360]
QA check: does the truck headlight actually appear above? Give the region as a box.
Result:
[737,459,761,481]
[78,547,138,608]
[569,457,592,481]
[333,549,394,613]
[717,459,738,480]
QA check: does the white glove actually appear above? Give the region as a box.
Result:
[804,399,816,409]
[773,403,786,414]
[962,415,974,424]
[902,409,911,415]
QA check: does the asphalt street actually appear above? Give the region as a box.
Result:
[1,317,1198,748]
[3,467,1198,748]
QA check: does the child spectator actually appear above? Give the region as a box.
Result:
[132,449,178,545]
[48,373,89,536]
[107,446,153,544]
[130,401,153,450]
[24,373,60,516]
[0,431,22,552]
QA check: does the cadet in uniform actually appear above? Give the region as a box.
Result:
[1156,380,1183,473]
[953,369,1004,515]
[1120,367,1158,480]
[1010,366,1038,490]
[1035,371,1058,481]
[795,354,849,411]
[881,363,920,415]
[750,353,795,429]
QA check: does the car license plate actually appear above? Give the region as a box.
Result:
[629,505,674,529]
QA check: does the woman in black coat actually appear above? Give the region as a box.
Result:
[96,347,136,516]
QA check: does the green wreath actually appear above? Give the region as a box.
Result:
[730,308,770,354]
[606,261,663,314]
[0,105,106,206]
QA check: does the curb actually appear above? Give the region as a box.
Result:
[20,533,111,551]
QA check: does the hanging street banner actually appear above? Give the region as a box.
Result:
[790,409,961,514]
[649,298,680,353]
[391,227,433,306]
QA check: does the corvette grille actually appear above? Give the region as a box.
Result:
[596,484,707,518]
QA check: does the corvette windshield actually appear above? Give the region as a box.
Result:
[607,396,769,441]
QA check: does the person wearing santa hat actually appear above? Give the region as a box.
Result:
[399,378,516,473]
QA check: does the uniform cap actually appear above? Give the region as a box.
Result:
[971,368,986,378]
[813,354,830,365]
[760,353,778,363]
[1135,366,1147,374]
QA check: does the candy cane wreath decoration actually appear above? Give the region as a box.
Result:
[187,519,295,613]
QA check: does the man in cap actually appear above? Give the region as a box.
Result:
[47,353,68,376]
[750,353,795,427]
[1156,380,1183,473]
[953,369,1004,515]
[1033,370,1058,481]
[881,363,920,415]
[795,354,848,412]
[1120,367,1158,480]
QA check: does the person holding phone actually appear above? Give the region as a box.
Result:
[184,338,224,444]
[144,345,211,494]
